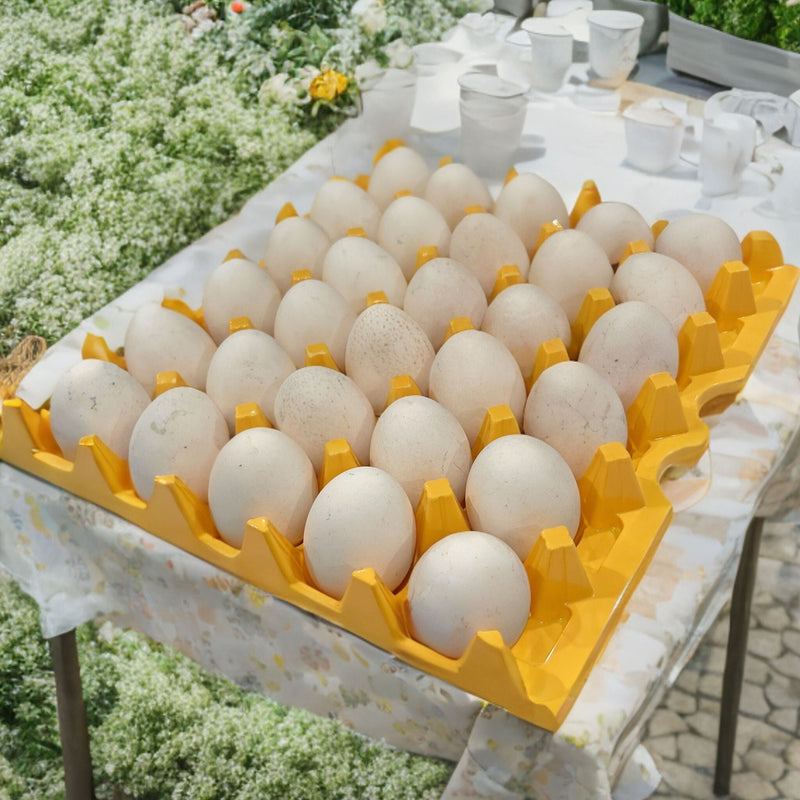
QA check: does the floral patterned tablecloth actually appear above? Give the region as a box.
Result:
[2,60,800,799]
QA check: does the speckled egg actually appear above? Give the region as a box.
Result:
[481,283,572,380]
[493,172,570,257]
[303,466,416,599]
[49,359,150,461]
[654,213,742,293]
[465,433,581,559]
[273,279,356,369]
[449,212,530,296]
[578,300,679,409]
[128,387,229,502]
[322,236,407,313]
[523,360,628,479]
[575,201,655,265]
[208,427,317,547]
[262,216,331,295]
[429,329,526,445]
[377,196,451,281]
[403,257,488,350]
[123,303,217,397]
[345,303,435,414]
[528,229,614,324]
[273,366,375,472]
[205,329,295,433]
[201,258,281,344]
[369,395,472,505]
[611,251,706,335]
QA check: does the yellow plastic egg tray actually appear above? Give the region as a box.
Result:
[1,161,797,731]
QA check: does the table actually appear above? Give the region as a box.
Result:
[2,28,800,800]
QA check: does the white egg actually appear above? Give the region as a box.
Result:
[322,236,407,313]
[205,329,295,433]
[465,434,581,559]
[449,212,530,296]
[303,466,416,599]
[309,178,381,241]
[523,360,628,479]
[575,201,655,265]
[49,359,150,461]
[429,329,526,444]
[424,162,494,229]
[611,251,706,335]
[407,530,530,658]
[345,304,435,414]
[481,283,572,380]
[273,366,375,472]
[528,229,614,324]
[367,146,431,211]
[578,300,679,409]
[493,172,570,257]
[377,196,451,281]
[128,387,229,502]
[201,258,281,344]
[369,395,472,506]
[403,257,488,350]
[262,216,331,295]
[208,427,317,547]
[273,279,356,369]
[654,213,743,293]
[124,303,217,397]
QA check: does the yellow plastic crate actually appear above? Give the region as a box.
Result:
[0,170,796,730]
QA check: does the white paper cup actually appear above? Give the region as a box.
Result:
[587,10,644,89]
[623,103,685,173]
[699,112,757,197]
[412,43,461,78]
[521,18,574,93]
[360,68,417,147]
[457,72,529,179]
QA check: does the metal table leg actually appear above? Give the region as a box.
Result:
[714,515,764,796]
[48,629,95,800]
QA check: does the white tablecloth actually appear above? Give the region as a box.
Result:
[2,30,800,798]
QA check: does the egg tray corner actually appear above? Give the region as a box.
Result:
[0,227,796,732]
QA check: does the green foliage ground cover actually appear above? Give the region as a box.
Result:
[0,577,454,799]
[656,0,800,51]
[0,0,474,358]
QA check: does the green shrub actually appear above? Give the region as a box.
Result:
[664,0,800,52]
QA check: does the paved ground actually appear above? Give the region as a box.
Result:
[641,519,800,800]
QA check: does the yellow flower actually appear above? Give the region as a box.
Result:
[309,70,349,101]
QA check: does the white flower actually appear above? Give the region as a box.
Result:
[383,38,414,69]
[262,72,300,105]
[352,0,387,35]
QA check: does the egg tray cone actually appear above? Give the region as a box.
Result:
[0,213,796,730]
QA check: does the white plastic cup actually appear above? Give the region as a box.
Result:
[521,18,574,94]
[622,103,685,173]
[360,68,417,147]
[699,112,757,197]
[587,10,644,89]
[457,72,529,179]
[498,29,534,89]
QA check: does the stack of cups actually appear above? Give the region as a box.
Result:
[360,68,418,147]
[457,72,529,180]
